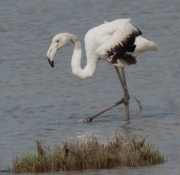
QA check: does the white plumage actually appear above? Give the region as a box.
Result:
[47,18,159,79]
[46,18,159,120]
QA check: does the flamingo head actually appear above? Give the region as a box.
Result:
[47,33,69,68]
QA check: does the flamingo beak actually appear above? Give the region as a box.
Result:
[48,58,54,68]
[47,43,57,68]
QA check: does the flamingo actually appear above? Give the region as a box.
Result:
[47,18,159,121]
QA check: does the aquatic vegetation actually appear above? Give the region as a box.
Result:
[12,135,167,173]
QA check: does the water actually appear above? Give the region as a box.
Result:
[0,0,180,174]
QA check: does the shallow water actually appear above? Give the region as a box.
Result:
[0,0,180,174]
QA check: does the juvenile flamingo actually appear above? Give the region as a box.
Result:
[47,19,159,121]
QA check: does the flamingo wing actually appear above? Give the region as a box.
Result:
[96,21,142,67]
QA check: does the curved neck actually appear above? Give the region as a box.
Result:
[67,33,98,80]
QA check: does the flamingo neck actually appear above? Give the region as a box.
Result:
[68,33,98,80]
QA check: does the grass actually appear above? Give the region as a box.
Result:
[12,135,167,173]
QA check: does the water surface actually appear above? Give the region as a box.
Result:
[0,0,180,174]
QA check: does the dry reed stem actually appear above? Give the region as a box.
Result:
[12,135,167,173]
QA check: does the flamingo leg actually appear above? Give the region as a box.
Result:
[84,66,143,122]
[121,67,130,119]
[84,67,130,122]
[84,67,129,122]
[84,98,124,122]
[114,66,130,120]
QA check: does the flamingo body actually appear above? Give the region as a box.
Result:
[47,18,159,79]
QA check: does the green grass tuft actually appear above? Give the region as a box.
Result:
[12,135,167,173]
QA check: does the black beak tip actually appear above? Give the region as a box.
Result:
[48,59,54,68]
[51,61,54,68]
